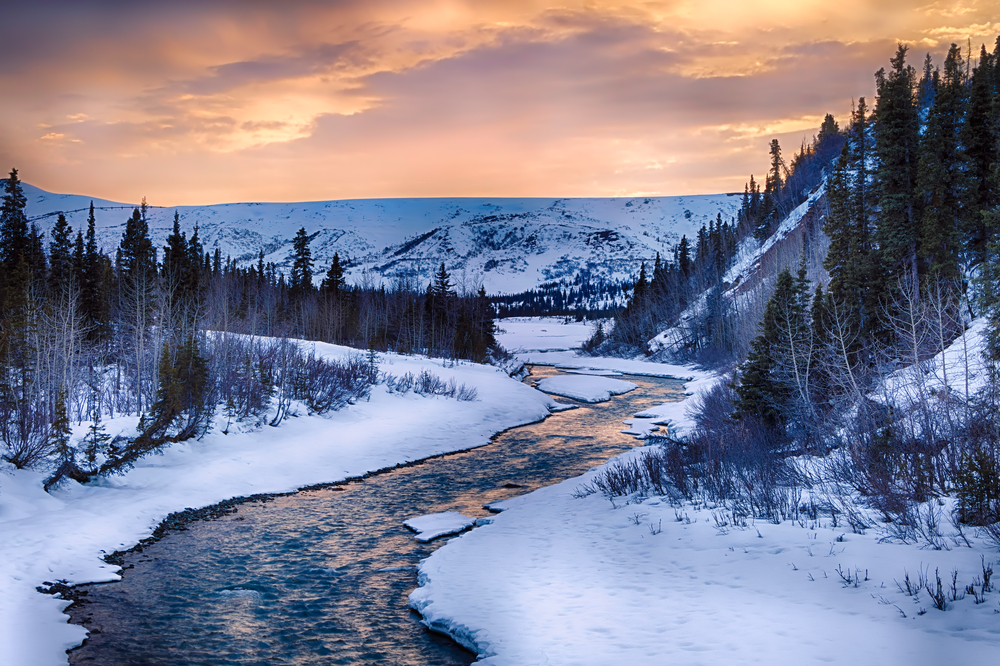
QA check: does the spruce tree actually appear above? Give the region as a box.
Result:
[49,386,73,464]
[963,44,998,265]
[872,45,920,298]
[735,268,813,427]
[321,252,346,296]
[0,168,29,268]
[916,43,970,282]
[48,213,74,296]
[289,227,314,300]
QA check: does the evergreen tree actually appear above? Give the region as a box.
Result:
[963,44,998,265]
[432,262,455,299]
[144,334,212,441]
[757,138,785,240]
[83,399,111,468]
[735,268,813,427]
[48,214,74,296]
[817,114,840,143]
[49,386,72,464]
[0,168,29,268]
[26,222,46,289]
[289,227,314,300]
[916,43,970,282]
[677,235,691,277]
[118,205,156,285]
[321,252,346,296]
[873,45,920,293]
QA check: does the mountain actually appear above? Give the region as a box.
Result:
[21,184,741,294]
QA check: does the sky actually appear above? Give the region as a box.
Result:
[2,1,999,205]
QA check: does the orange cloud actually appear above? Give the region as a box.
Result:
[1,1,996,204]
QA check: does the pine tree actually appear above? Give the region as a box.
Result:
[916,43,970,282]
[677,235,691,277]
[119,205,156,285]
[734,268,813,427]
[0,168,30,268]
[963,44,998,265]
[162,210,187,291]
[756,138,785,240]
[83,399,111,468]
[79,202,109,340]
[432,262,455,299]
[289,227,314,300]
[873,45,920,296]
[48,213,74,296]
[321,252,346,296]
[49,386,73,464]
[817,114,840,143]
[26,222,46,289]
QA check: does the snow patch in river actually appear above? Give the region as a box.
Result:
[404,512,477,542]
[534,376,637,403]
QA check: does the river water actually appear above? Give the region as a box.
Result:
[66,366,684,665]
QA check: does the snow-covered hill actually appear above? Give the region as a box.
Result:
[22,184,741,294]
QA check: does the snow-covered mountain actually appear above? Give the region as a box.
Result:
[22,184,741,294]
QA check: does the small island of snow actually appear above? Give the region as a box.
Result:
[534,375,637,403]
[404,512,477,542]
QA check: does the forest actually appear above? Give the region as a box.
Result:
[591,38,1000,536]
[0,175,497,483]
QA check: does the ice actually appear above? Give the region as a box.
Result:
[533,375,637,403]
[404,512,478,542]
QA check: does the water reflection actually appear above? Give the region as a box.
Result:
[67,366,684,665]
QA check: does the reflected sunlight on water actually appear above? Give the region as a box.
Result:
[67,366,684,665]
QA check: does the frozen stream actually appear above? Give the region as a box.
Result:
[65,366,684,665]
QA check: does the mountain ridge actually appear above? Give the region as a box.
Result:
[21,182,741,294]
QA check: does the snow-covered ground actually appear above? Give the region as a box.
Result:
[493,317,599,353]
[411,463,1000,665]
[412,317,1000,665]
[0,342,567,666]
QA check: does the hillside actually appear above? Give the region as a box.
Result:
[21,184,740,294]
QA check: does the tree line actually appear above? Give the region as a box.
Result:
[600,37,1000,533]
[591,113,845,359]
[0,170,497,480]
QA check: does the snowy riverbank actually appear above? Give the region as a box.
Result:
[411,318,1000,665]
[0,339,565,666]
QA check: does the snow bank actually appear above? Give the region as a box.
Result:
[533,375,637,403]
[412,318,1000,665]
[404,512,478,542]
[0,342,564,666]
[411,445,1000,665]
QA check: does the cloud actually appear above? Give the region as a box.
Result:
[2,1,996,203]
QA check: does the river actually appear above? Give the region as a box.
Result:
[66,365,684,665]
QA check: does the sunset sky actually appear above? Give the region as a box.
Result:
[3,0,999,205]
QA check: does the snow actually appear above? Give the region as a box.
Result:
[493,317,598,353]
[533,375,637,403]
[411,318,1000,665]
[21,183,742,295]
[880,317,991,404]
[411,457,1000,665]
[404,512,478,542]
[0,342,567,666]
[723,183,826,287]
